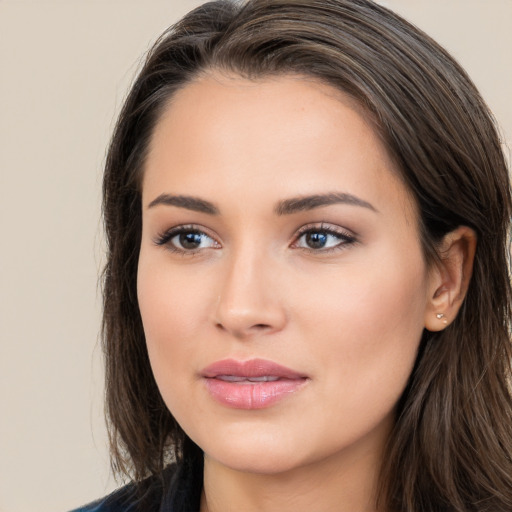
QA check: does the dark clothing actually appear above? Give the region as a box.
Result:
[70,460,202,512]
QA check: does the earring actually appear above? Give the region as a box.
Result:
[436,313,448,325]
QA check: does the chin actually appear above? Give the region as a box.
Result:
[206,447,306,475]
[193,424,311,475]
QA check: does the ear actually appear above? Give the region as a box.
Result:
[424,226,477,332]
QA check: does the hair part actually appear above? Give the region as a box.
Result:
[101,1,512,510]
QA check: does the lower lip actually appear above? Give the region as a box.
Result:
[204,378,307,409]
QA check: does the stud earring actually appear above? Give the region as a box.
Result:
[436,313,448,325]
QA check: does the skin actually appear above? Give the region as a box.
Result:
[137,73,474,512]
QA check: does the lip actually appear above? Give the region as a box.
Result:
[201,358,308,410]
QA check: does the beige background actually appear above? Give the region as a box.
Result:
[0,1,510,511]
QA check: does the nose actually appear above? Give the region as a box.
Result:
[213,245,287,339]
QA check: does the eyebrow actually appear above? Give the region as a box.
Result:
[275,192,377,215]
[147,191,376,216]
[147,194,219,215]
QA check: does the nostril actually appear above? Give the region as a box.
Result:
[214,321,272,337]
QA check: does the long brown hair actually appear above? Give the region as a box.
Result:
[101,1,512,510]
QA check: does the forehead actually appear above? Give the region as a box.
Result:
[142,72,416,222]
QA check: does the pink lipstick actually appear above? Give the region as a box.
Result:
[201,358,308,409]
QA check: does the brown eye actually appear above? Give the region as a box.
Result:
[169,230,217,251]
[155,226,219,253]
[292,224,358,253]
[178,232,204,250]
[304,231,329,249]
[296,229,352,250]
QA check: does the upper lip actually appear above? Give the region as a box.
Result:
[201,358,307,380]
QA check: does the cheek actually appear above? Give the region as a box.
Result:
[136,255,211,401]
[138,266,191,348]
[293,247,428,419]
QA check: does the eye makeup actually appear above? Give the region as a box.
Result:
[153,224,220,255]
[153,221,358,257]
[292,222,358,253]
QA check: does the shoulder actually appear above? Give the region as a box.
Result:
[68,482,146,512]
[69,465,176,512]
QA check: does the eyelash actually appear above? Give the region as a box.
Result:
[154,224,218,255]
[154,223,357,255]
[292,223,357,253]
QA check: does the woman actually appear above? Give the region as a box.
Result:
[73,0,512,510]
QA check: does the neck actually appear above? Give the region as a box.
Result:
[200,433,386,512]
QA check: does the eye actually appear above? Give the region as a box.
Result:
[172,231,215,250]
[293,225,356,251]
[155,226,219,253]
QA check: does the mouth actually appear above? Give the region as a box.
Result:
[216,375,282,383]
[201,358,309,410]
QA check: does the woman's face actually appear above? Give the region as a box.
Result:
[138,74,435,476]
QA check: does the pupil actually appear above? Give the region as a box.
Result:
[180,232,202,249]
[306,232,327,249]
